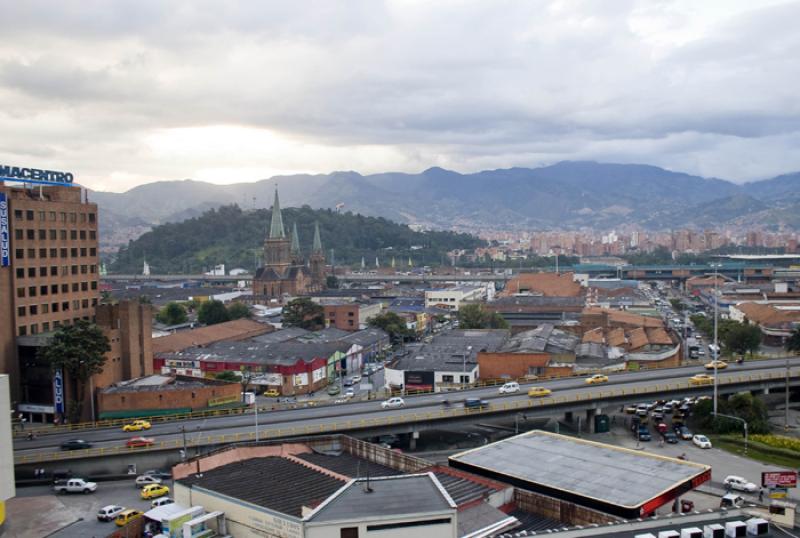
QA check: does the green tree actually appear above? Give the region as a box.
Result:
[215,370,239,383]
[38,320,111,422]
[722,322,762,357]
[198,300,231,325]
[156,302,188,325]
[457,303,509,330]
[786,328,800,353]
[326,275,340,289]
[693,392,770,435]
[227,302,251,320]
[282,298,325,330]
[669,298,685,313]
[367,311,413,344]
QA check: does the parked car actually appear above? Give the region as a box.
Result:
[675,425,693,440]
[263,389,280,398]
[464,398,490,409]
[126,436,155,448]
[135,475,162,488]
[141,484,170,500]
[115,509,143,527]
[54,478,97,494]
[381,397,405,409]
[723,475,758,493]
[689,374,714,386]
[344,388,355,398]
[60,439,92,451]
[343,378,354,387]
[351,375,362,384]
[499,382,520,394]
[692,434,712,449]
[636,426,652,441]
[585,374,608,385]
[122,420,151,432]
[97,505,126,522]
[151,497,175,508]
[663,431,679,444]
[527,387,552,398]
[327,384,341,396]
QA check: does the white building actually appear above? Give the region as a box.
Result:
[425,285,487,311]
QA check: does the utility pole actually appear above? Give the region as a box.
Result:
[786,359,790,432]
[255,400,260,442]
[713,263,719,415]
[181,425,187,461]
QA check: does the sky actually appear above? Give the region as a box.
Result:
[1,0,800,192]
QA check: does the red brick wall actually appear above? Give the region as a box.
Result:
[97,379,240,414]
[478,352,572,379]
[324,304,360,331]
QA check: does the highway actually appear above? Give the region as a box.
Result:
[13,358,799,463]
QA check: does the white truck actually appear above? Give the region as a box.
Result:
[53,478,97,494]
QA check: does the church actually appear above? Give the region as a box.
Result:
[253,189,326,299]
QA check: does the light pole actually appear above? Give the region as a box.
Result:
[180,425,187,461]
[715,413,748,454]
[785,359,790,432]
[255,400,260,443]
[712,263,721,415]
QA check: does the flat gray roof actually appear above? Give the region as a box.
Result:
[449,431,710,509]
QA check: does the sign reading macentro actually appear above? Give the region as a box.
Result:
[0,192,9,267]
[0,164,74,186]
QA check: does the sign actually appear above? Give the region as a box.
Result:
[769,488,788,499]
[0,192,8,267]
[404,370,434,389]
[762,471,798,488]
[18,403,55,414]
[0,164,74,186]
[53,369,65,415]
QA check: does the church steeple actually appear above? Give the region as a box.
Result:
[269,188,285,239]
[290,222,301,254]
[312,221,323,253]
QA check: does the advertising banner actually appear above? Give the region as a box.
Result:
[762,471,798,488]
[0,192,9,267]
[53,369,65,415]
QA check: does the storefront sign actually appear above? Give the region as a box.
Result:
[53,369,65,414]
[0,192,8,267]
[762,471,797,488]
[18,403,55,414]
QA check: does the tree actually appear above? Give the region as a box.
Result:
[786,328,800,353]
[198,300,231,325]
[693,392,770,435]
[156,302,188,325]
[669,298,685,313]
[38,320,111,422]
[227,302,251,320]
[326,275,340,289]
[282,297,325,330]
[367,312,413,344]
[215,371,239,383]
[721,322,762,357]
[457,303,509,330]
[240,365,255,401]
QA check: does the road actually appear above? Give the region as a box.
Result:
[13,358,798,461]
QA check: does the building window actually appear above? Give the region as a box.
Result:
[69,212,77,223]
[60,230,66,240]
[15,268,24,279]
[50,248,57,257]
[91,280,98,290]
[42,322,49,332]
[16,288,24,298]
[27,267,35,278]
[52,303,59,312]
[341,529,359,538]
[50,283,57,293]
[71,265,78,275]
[38,210,45,221]
[62,301,69,311]
[79,230,86,240]
[42,304,49,314]
[50,266,57,276]
[70,248,78,257]
[89,230,96,240]
[88,213,95,223]
[70,230,77,240]
[27,248,35,258]
[81,299,88,308]
[14,229,22,240]
[26,210,34,221]
[60,248,67,258]
[49,211,56,221]
[26,229,34,240]
[80,213,86,223]
[61,283,68,293]
[89,248,96,256]
[49,229,56,240]
[15,249,23,259]
[80,265,87,274]
[59,212,67,222]
[38,229,46,240]
[29,305,37,315]
[442,375,454,383]
[72,300,79,310]
[28,286,36,297]
[18,326,27,336]
[30,323,38,334]
[17,306,25,317]
[14,209,22,219]
[80,248,87,257]
[39,267,47,277]
[459,375,470,383]
[39,248,47,258]
[81,282,88,291]
[40,285,47,295]
[72,283,78,292]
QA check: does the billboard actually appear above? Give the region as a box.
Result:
[404,370,434,390]
[0,164,74,186]
[762,471,797,488]
[52,369,65,415]
[0,192,8,267]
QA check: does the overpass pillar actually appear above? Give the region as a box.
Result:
[564,411,574,423]
[586,408,597,433]
[762,387,770,395]
[407,429,419,451]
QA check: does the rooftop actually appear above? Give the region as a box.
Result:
[101,374,233,394]
[152,318,273,354]
[499,324,579,355]
[500,272,584,298]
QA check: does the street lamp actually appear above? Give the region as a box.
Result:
[715,413,748,454]
[255,400,260,443]
[710,262,722,415]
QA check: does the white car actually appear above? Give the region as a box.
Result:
[724,475,758,493]
[97,505,125,522]
[135,475,163,488]
[381,397,405,409]
[692,434,712,449]
[344,388,355,398]
[151,497,175,508]
[499,382,520,394]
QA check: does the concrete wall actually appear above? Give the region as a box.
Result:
[305,512,457,538]
[513,488,617,527]
[97,377,240,416]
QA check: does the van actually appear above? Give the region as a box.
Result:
[115,509,143,527]
[498,382,520,394]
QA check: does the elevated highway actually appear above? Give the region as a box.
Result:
[13,358,799,469]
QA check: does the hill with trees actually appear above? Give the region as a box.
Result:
[110,204,483,274]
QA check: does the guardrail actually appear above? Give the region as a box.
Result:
[15,370,796,465]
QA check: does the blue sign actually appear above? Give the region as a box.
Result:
[0,192,9,267]
[53,369,65,414]
[0,164,74,186]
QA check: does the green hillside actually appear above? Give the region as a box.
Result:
[110,204,483,274]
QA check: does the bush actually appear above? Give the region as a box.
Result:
[692,392,771,435]
[751,434,800,452]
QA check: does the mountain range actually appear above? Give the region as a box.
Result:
[91,161,800,246]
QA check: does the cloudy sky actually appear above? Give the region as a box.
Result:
[2,0,800,192]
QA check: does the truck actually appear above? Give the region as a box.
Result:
[54,478,97,494]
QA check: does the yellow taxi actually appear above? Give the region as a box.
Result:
[585,374,608,385]
[122,419,151,432]
[141,484,170,500]
[704,360,727,371]
[263,389,280,398]
[527,387,552,398]
[115,509,142,527]
[689,374,714,386]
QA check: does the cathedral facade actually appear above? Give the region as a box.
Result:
[253,190,326,299]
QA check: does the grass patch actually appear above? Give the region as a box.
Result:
[710,434,800,469]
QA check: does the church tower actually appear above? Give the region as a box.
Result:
[310,221,326,289]
[290,222,303,265]
[263,189,291,274]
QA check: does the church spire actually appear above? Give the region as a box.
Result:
[312,221,323,253]
[269,188,285,239]
[290,222,301,255]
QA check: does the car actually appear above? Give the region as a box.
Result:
[122,420,151,432]
[464,398,490,409]
[327,384,341,396]
[126,436,155,448]
[263,389,280,398]
[585,374,608,385]
[115,509,142,527]
[351,375,362,383]
[97,505,125,522]
[344,388,355,398]
[705,360,726,370]
[663,431,679,444]
[142,470,172,480]
[135,475,163,488]
[636,404,649,417]
[624,405,637,414]
[381,397,405,409]
[652,410,664,421]
[675,425,693,440]
[689,374,714,386]
[151,497,175,508]
[662,403,674,414]
[723,475,758,493]
[499,382,520,394]
[141,484,170,500]
[60,439,92,451]
[527,387,552,398]
[343,378,354,387]
[692,434,712,449]
[636,426,651,441]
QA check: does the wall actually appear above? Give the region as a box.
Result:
[97,378,240,417]
[305,512,457,538]
[324,304,360,331]
[478,352,573,380]
[512,488,617,527]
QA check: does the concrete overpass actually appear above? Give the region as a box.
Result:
[13,359,799,472]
